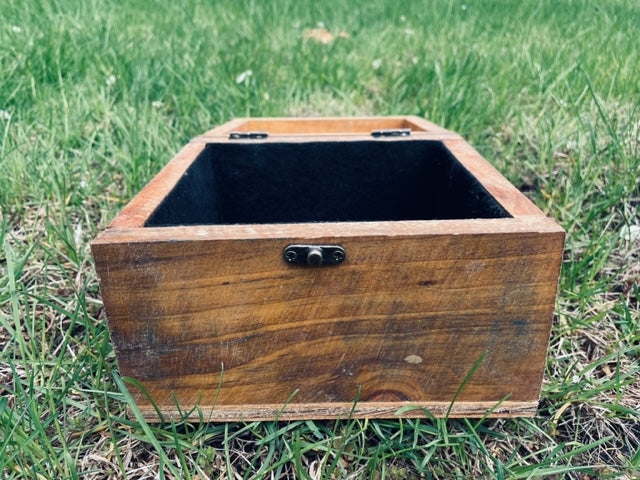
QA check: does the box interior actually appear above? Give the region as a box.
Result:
[145,140,510,226]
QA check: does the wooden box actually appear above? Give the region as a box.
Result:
[91,116,564,421]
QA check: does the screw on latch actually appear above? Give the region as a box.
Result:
[285,250,298,263]
[332,250,345,263]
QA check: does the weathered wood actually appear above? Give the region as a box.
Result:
[92,227,563,419]
[94,216,562,243]
[91,116,565,421]
[139,401,538,422]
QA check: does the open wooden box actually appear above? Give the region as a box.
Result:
[91,116,564,421]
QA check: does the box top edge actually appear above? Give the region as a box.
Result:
[92,216,564,245]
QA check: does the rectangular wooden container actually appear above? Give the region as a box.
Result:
[91,116,564,421]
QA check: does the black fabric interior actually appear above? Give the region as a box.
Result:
[145,140,510,226]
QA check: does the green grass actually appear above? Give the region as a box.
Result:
[1,0,639,478]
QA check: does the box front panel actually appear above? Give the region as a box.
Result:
[94,229,563,418]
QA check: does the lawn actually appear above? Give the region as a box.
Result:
[1,0,639,478]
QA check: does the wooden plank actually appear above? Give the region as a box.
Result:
[198,116,455,136]
[191,131,462,143]
[93,217,564,244]
[108,142,205,229]
[93,228,564,420]
[402,115,453,134]
[442,139,545,217]
[137,401,538,422]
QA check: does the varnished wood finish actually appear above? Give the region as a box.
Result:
[92,116,565,421]
[190,116,460,144]
[191,131,463,144]
[199,115,451,136]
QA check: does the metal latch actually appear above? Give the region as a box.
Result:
[229,131,269,139]
[371,128,411,137]
[283,244,346,266]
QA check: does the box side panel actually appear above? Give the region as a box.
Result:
[198,116,453,136]
[93,228,563,420]
[107,142,205,229]
[442,139,546,217]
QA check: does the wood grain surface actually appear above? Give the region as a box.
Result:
[198,115,452,136]
[93,225,564,421]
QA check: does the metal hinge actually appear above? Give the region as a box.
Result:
[370,128,411,137]
[229,131,269,140]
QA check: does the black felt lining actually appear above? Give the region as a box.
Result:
[145,140,510,226]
